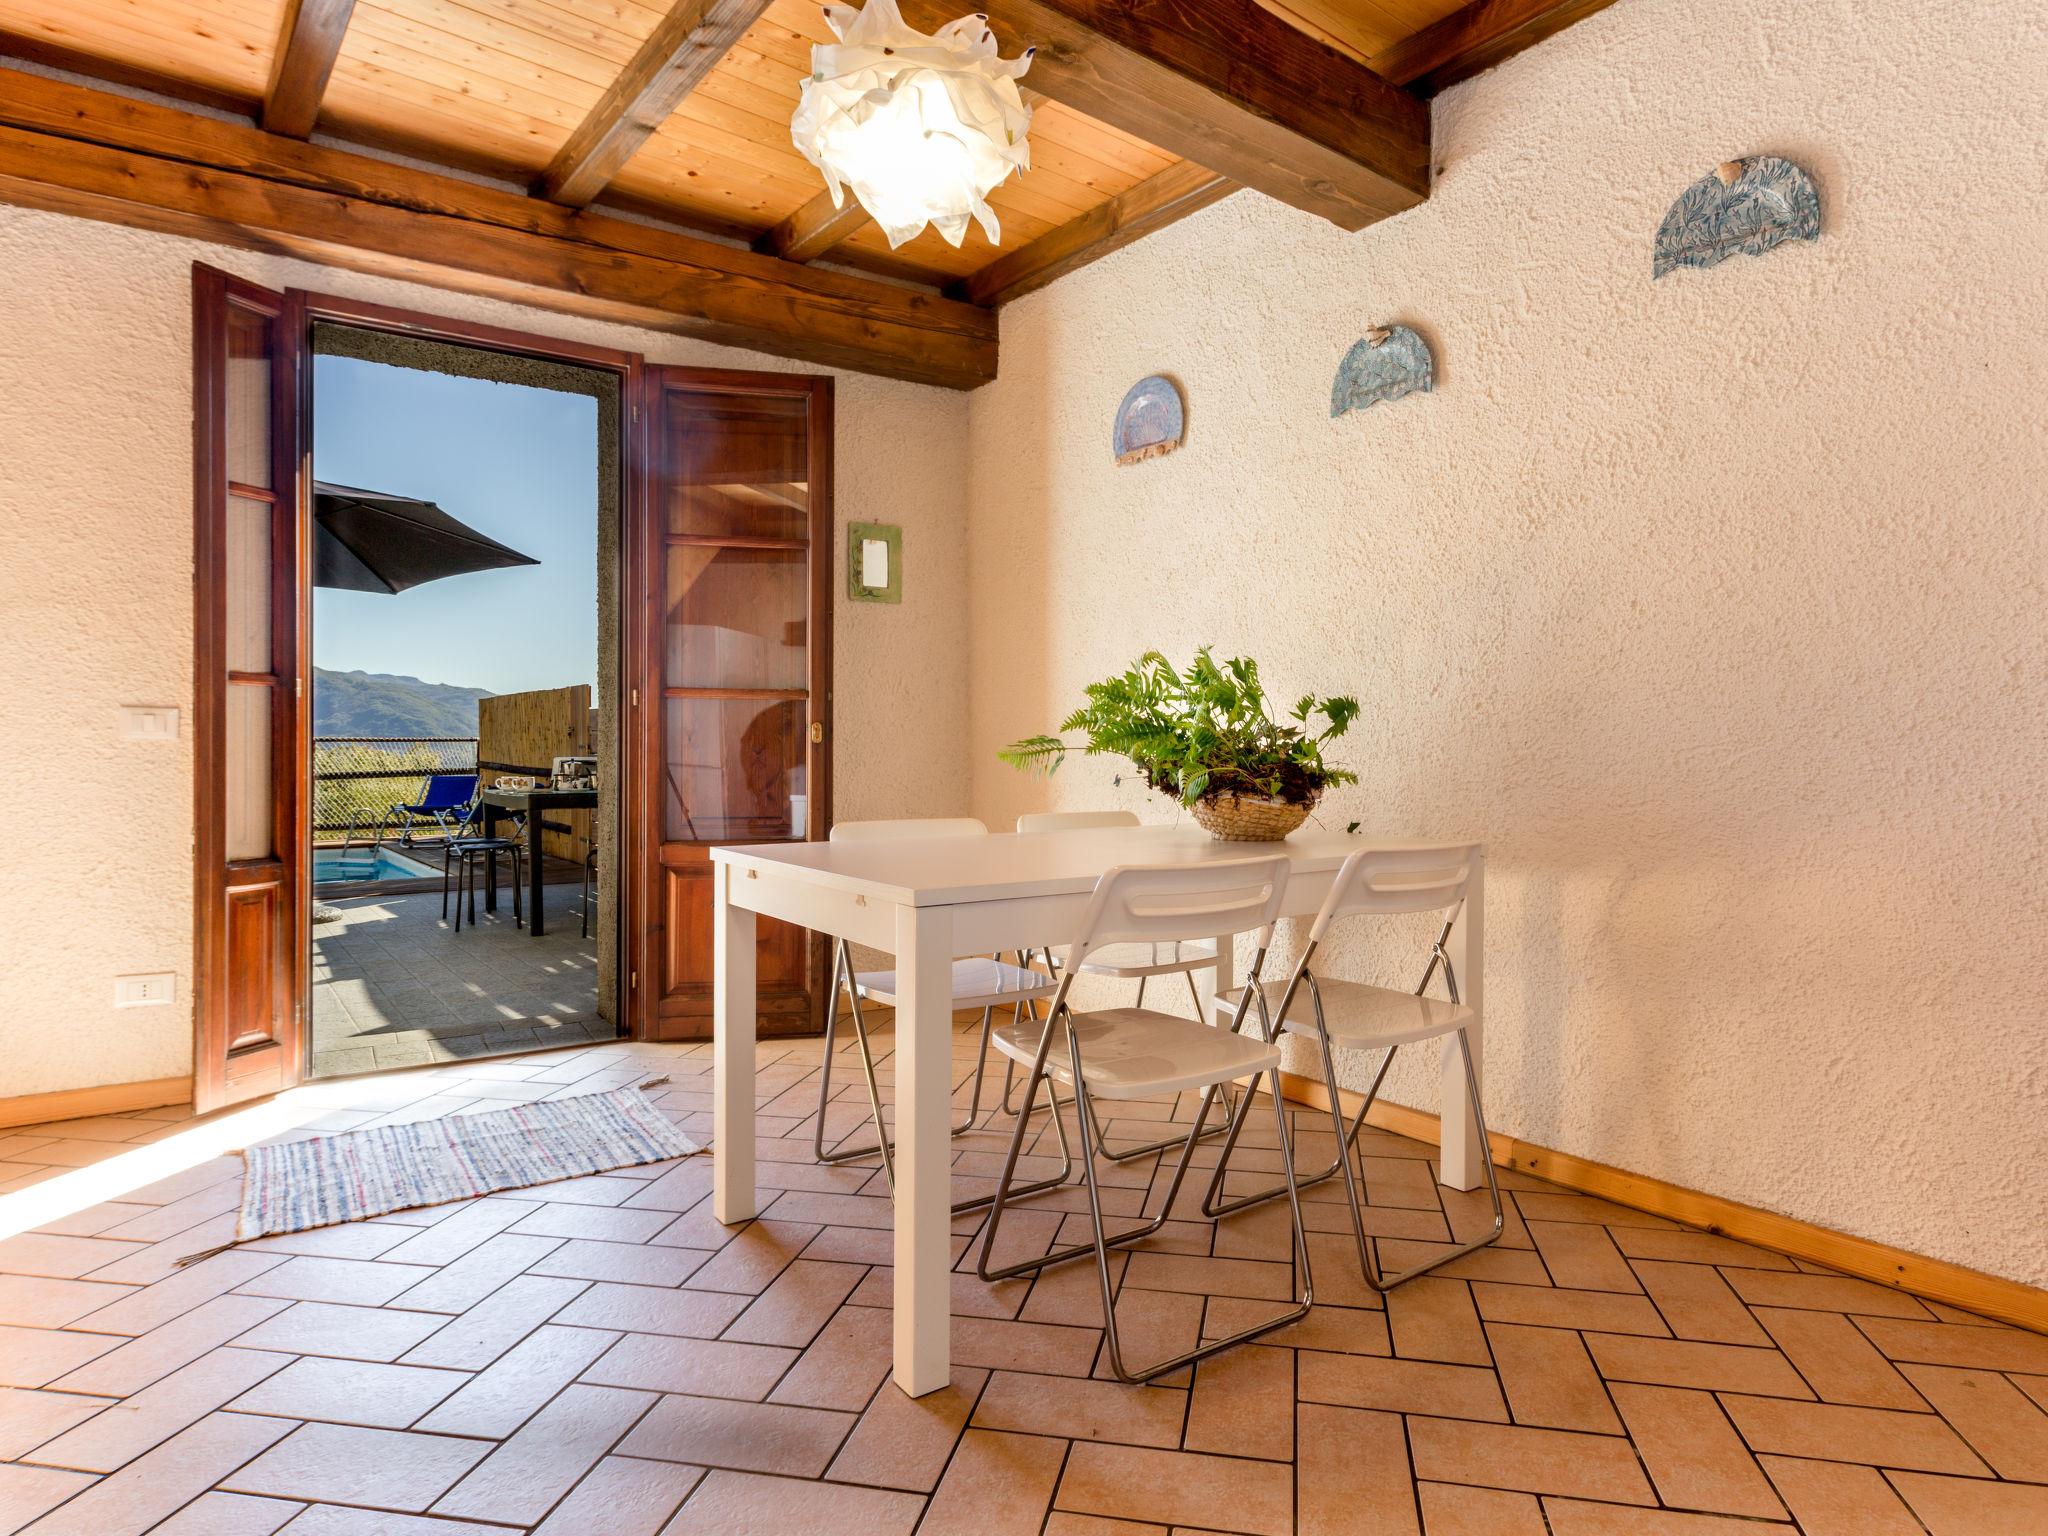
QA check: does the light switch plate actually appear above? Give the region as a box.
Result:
[115,973,176,1008]
[121,706,180,741]
[846,521,901,604]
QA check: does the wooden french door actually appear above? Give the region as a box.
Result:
[192,264,308,1111]
[633,368,832,1040]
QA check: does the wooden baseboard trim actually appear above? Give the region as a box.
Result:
[1277,1071,2048,1334]
[0,1075,193,1130]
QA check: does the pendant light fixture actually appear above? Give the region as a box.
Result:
[790,0,1034,249]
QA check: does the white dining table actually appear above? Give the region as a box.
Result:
[710,823,1484,1397]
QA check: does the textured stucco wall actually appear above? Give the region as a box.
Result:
[964,0,2048,1283]
[0,206,971,1100]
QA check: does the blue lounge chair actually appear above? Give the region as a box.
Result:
[380,774,479,847]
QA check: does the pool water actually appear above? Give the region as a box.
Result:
[312,846,441,885]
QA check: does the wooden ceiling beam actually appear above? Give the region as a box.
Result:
[896,0,1427,232]
[753,186,871,264]
[263,0,357,138]
[1372,0,1622,94]
[951,161,1234,307]
[538,0,777,207]
[0,67,995,389]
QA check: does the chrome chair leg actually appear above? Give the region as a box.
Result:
[1321,1019,1503,1290]
[811,940,1076,1215]
[1197,920,1462,1219]
[977,1015,1214,1285]
[811,939,900,1171]
[977,1011,1312,1382]
[1303,944,1502,1291]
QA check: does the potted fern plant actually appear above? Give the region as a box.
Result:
[999,649,1360,841]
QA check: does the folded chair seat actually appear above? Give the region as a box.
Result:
[994,1006,1282,1100]
[852,958,1056,1010]
[1057,938,1218,976]
[1214,978,1471,1049]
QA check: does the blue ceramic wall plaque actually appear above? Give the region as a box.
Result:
[1331,326,1433,417]
[1112,375,1186,465]
[1654,157,1820,279]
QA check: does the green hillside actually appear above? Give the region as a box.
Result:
[313,668,491,739]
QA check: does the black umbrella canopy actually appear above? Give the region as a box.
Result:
[313,481,539,595]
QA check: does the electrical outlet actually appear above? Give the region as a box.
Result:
[115,973,176,1008]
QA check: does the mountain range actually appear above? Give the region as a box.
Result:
[313,668,492,739]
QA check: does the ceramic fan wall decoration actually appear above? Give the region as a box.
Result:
[1654,156,1821,278]
[1331,326,1434,417]
[1112,375,1186,465]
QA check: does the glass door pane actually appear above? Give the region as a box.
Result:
[664,544,808,691]
[662,393,808,540]
[659,382,813,847]
[661,695,808,841]
[638,369,828,1043]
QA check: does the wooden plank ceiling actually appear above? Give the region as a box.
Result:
[0,0,1614,384]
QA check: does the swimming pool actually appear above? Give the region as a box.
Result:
[312,846,441,885]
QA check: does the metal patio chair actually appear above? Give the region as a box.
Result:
[381,773,480,848]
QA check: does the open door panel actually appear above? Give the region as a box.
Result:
[192,263,307,1111]
[633,368,833,1040]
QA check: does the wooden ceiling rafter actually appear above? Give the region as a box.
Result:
[895,0,1429,232]
[934,0,1629,308]
[1371,0,1622,93]
[263,0,360,137]
[0,66,996,389]
[950,159,1236,307]
[753,186,870,263]
[536,0,780,207]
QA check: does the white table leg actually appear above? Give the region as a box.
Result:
[1200,931,1236,1022]
[713,862,758,1224]
[1440,849,1486,1190]
[892,901,954,1396]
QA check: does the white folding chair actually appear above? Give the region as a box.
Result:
[977,856,1313,1383]
[1199,843,1503,1291]
[1016,809,1230,1162]
[814,818,1070,1213]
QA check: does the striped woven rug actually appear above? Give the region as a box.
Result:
[232,1081,698,1243]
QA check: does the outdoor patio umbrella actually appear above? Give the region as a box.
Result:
[313,481,539,594]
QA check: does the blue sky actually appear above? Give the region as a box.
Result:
[312,355,598,697]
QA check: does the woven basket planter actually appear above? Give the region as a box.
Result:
[1191,792,1312,842]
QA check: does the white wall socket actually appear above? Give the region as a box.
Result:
[115,973,176,1008]
[121,706,180,742]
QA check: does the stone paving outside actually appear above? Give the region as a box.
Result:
[311,880,611,1075]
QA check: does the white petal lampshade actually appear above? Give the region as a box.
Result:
[791,0,1034,249]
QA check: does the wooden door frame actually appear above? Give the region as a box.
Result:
[635,367,835,1037]
[298,293,648,1040]
[196,285,656,1059]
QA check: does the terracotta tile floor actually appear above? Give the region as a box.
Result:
[1,1018,2045,1533]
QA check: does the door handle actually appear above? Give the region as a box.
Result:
[810,721,824,744]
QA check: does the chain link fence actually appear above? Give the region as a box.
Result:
[313,737,478,841]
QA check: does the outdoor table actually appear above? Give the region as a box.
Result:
[478,785,599,938]
[710,824,1486,1397]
